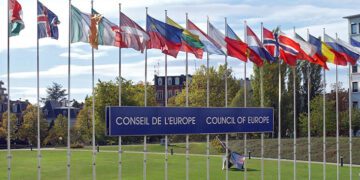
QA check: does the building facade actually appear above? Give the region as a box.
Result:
[344,14,360,108]
[154,75,192,106]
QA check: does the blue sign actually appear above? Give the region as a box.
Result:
[106,106,274,136]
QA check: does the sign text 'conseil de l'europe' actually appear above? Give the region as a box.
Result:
[106,106,274,136]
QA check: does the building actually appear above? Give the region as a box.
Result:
[344,14,360,108]
[42,100,80,125]
[0,81,30,124]
[154,75,192,106]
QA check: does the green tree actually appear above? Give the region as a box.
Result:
[18,105,49,145]
[46,82,67,101]
[169,65,240,107]
[44,114,67,145]
[1,112,19,141]
[74,105,92,144]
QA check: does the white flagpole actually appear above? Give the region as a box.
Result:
[91,1,97,180]
[335,32,340,180]
[292,27,297,180]
[243,20,248,180]
[348,43,353,180]
[306,30,311,180]
[7,0,11,179]
[224,17,229,180]
[67,1,72,179]
[164,10,169,180]
[321,28,327,180]
[206,16,210,180]
[185,13,190,180]
[36,0,41,179]
[277,50,282,180]
[118,4,123,180]
[260,22,265,180]
[144,7,148,180]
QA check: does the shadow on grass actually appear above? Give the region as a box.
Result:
[228,168,258,172]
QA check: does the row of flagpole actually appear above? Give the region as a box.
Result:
[4,1,356,180]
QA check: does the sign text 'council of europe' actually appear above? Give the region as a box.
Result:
[106,106,274,136]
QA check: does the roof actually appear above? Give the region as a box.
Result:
[344,14,360,19]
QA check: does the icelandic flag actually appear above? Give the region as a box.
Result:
[351,37,360,48]
[146,15,183,58]
[38,1,60,39]
[325,34,358,65]
[225,24,248,62]
[262,27,279,58]
[246,26,275,63]
[187,19,225,55]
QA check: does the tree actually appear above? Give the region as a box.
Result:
[169,65,240,107]
[18,105,48,145]
[46,82,67,101]
[1,112,19,141]
[44,114,67,145]
[74,105,92,144]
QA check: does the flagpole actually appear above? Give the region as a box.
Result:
[67,1,72,180]
[323,65,326,180]
[206,16,210,180]
[335,33,340,180]
[348,42,353,180]
[36,0,42,179]
[185,12,190,180]
[118,4,123,180]
[306,29,311,180]
[91,1,97,180]
[224,17,229,180]
[277,53,282,180]
[144,7,148,180]
[292,27,297,180]
[7,0,11,179]
[260,22,265,180]
[243,20,248,180]
[164,10,169,180]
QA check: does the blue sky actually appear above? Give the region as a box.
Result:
[0,0,358,103]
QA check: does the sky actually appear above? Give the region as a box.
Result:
[0,0,358,103]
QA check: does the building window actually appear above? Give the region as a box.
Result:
[352,23,357,34]
[353,65,358,73]
[353,82,358,92]
[157,78,163,86]
[168,90,173,98]
[353,101,358,108]
[168,77,172,86]
[175,77,180,85]
[156,90,163,100]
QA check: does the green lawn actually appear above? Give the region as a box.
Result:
[0,149,359,180]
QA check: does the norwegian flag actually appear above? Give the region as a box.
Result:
[263,27,301,66]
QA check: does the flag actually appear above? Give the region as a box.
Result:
[225,24,249,63]
[38,1,60,39]
[208,22,227,55]
[309,34,347,66]
[146,15,183,58]
[336,37,360,62]
[9,0,25,36]
[263,27,279,58]
[120,12,149,53]
[325,34,357,65]
[71,5,91,43]
[166,17,204,59]
[187,19,225,55]
[277,31,301,66]
[246,26,275,63]
[351,37,360,48]
[294,33,328,69]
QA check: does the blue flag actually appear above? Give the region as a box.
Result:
[38,1,60,39]
[351,37,360,48]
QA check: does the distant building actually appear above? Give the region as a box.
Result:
[42,100,80,125]
[344,14,360,108]
[154,75,192,106]
[0,81,30,124]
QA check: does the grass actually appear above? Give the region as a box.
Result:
[0,147,359,179]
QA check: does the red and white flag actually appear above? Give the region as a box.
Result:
[120,12,149,53]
